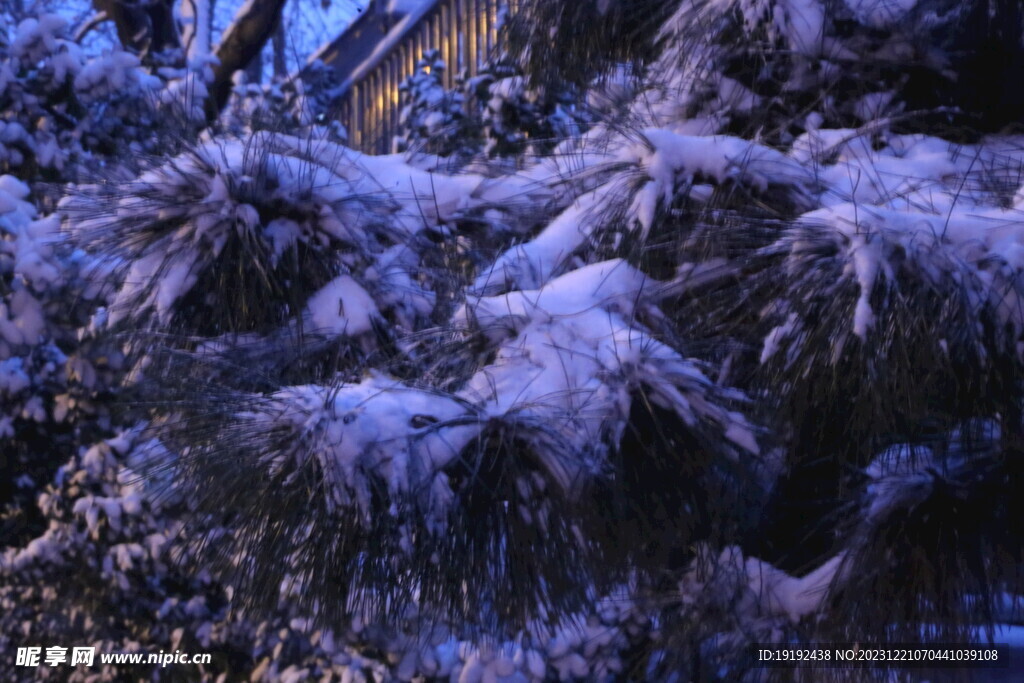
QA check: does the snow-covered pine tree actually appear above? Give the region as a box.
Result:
[6,0,1024,680]
[467,58,582,160]
[393,49,475,157]
[223,58,349,141]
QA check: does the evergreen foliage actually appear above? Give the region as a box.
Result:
[3,0,1024,681]
[394,50,472,157]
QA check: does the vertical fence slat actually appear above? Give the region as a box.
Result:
[381,67,387,152]
[456,0,465,74]
[392,56,399,150]
[375,70,385,153]
[467,0,478,78]
[354,82,363,149]
[442,4,454,89]
[478,0,488,68]
[490,0,498,55]
[482,0,491,58]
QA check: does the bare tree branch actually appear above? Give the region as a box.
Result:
[180,0,212,60]
[73,11,109,44]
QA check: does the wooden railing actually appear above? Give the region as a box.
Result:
[316,0,520,153]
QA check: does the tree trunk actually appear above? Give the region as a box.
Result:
[96,0,287,123]
[245,48,264,85]
[272,22,288,81]
[92,0,183,65]
[206,0,289,120]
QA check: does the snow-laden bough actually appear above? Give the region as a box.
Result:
[154,261,761,630]
[60,132,480,385]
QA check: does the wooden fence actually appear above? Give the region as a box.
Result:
[314,0,521,153]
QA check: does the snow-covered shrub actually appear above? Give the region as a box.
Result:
[665,130,1024,574]
[0,15,165,183]
[468,59,583,159]
[392,53,586,163]
[293,58,350,139]
[62,132,470,387]
[824,422,1024,645]
[512,0,1024,148]
[152,258,761,633]
[0,174,117,549]
[655,0,1024,142]
[394,50,475,157]
[472,127,815,297]
[224,63,347,142]
[0,429,262,682]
